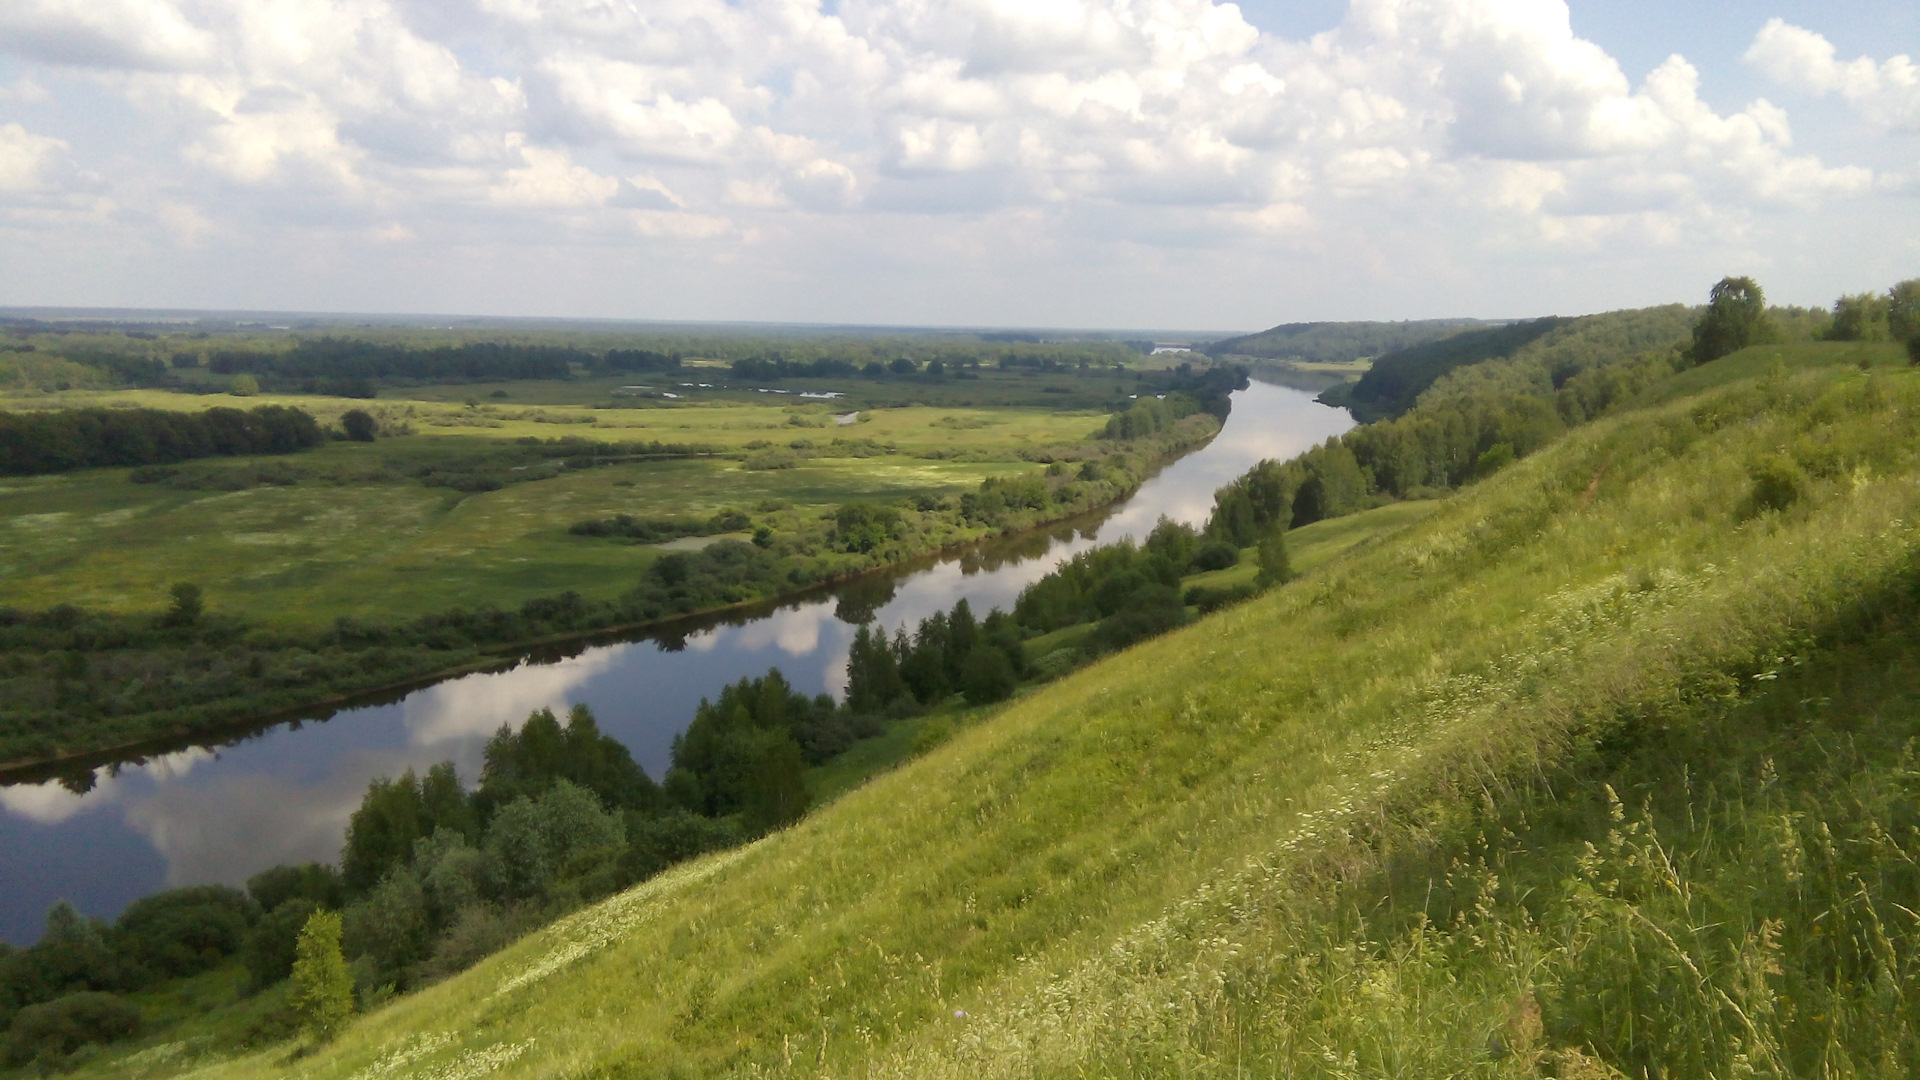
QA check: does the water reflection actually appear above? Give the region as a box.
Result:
[0,380,1351,943]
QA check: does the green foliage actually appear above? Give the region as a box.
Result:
[844,623,905,714]
[4,992,139,1067]
[1330,316,1570,421]
[1205,318,1491,363]
[288,910,353,1043]
[1189,539,1239,572]
[833,502,901,553]
[0,404,323,476]
[228,374,260,396]
[1891,279,1920,342]
[666,672,818,825]
[164,582,202,626]
[1474,440,1515,476]
[958,645,1016,704]
[1255,529,1292,588]
[109,886,255,983]
[340,409,376,442]
[247,863,345,917]
[1747,454,1806,515]
[1689,275,1778,364]
[1100,393,1200,439]
[475,705,657,818]
[243,899,319,991]
[1826,291,1892,341]
[484,780,628,900]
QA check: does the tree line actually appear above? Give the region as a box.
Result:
[0,405,324,477]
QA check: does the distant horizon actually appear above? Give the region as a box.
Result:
[0,304,1541,342]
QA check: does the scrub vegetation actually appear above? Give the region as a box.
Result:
[13,279,1920,1079]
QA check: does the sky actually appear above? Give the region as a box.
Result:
[0,0,1916,330]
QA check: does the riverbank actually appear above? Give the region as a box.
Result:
[0,415,1223,780]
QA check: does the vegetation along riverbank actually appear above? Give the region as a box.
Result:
[0,337,1242,774]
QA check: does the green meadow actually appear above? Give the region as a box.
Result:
[85,341,1920,1080]
[0,395,1107,624]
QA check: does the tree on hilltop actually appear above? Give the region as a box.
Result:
[1689,276,1777,365]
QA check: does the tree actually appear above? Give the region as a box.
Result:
[845,624,902,714]
[1890,279,1920,343]
[959,645,1016,703]
[164,582,203,626]
[740,730,808,832]
[1256,529,1293,588]
[1826,292,1891,342]
[289,910,353,1042]
[340,409,376,442]
[228,374,260,396]
[341,772,426,894]
[1688,276,1776,365]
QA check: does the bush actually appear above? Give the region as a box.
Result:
[960,646,1016,703]
[341,409,376,442]
[1475,441,1515,476]
[247,863,344,915]
[4,992,140,1065]
[1189,540,1240,572]
[242,899,317,991]
[1747,455,1805,515]
[112,885,254,983]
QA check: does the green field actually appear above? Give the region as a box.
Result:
[0,394,1112,623]
[83,344,1920,1080]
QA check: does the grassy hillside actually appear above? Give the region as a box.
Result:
[92,347,1920,1079]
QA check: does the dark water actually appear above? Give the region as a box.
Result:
[0,381,1351,944]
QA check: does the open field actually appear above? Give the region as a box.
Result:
[94,344,1920,1080]
[0,390,1117,624]
[0,455,1044,623]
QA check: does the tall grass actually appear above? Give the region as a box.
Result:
[134,357,1920,1080]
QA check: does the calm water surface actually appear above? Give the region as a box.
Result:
[0,381,1351,943]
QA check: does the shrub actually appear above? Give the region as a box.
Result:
[4,992,140,1065]
[341,409,376,442]
[112,885,254,982]
[1189,540,1240,572]
[241,899,316,991]
[1256,530,1293,588]
[1747,455,1805,515]
[960,646,1016,703]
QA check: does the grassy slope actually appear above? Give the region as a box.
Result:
[143,349,1920,1079]
[0,396,1104,622]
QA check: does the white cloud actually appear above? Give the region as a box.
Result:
[0,123,73,192]
[0,0,1906,322]
[0,0,214,70]
[1745,19,1920,133]
[489,137,618,207]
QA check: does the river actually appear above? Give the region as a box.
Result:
[0,380,1352,944]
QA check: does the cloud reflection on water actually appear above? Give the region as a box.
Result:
[402,648,624,747]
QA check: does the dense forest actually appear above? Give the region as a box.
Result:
[1204,318,1491,363]
[0,406,324,477]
